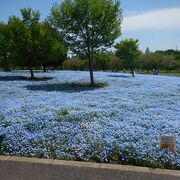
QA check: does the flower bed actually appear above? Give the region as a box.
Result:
[0,70,180,169]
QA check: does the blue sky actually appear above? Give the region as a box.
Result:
[0,0,180,52]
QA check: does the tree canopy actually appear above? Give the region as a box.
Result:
[115,38,141,77]
[8,9,42,78]
[0,22,12,71]
[50,0,122,85]
[7,8,67,78]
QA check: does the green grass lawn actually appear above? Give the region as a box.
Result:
[136,70,180,77]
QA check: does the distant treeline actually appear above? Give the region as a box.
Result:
[63,49,180,73]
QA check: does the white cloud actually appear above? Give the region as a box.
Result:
[122,8,180,32]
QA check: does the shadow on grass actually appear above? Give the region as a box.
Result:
[107,75,131,78]
[0,76,54,81]
[26,82,107,92]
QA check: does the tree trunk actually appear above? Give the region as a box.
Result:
[88,56,94,86]
[30,67,34,79]
[4,55,11,72]
[131,69,135,77]
[43,65,47,72]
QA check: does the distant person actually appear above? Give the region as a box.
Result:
[152,68,156,75]
[156,69,159,75]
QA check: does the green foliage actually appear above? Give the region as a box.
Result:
[50,0,122,52]
[63,52,122,72]
[153,49,180,72]
[0,22,12,71]
[6,8,67,78]
[63,58,87,70]
[94,52,122,71]
[21,8,40,25]
[109,56,122,72]
[39,21,68,69]
[174,54,180,71]
[8,10,42,78]
[50,0,122,85]
[115,38,141,76]
[140,53,163,72]
[94,52,110,71]
[156,49,178,56]
[162,55,176,72]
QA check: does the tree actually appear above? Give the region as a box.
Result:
[49,0,122,86]
[0,22,12,71]
[39,21,68,71]
[140,53,163,73]
[8,8,42,79]
[140,53,154,73]
[174,52,180,71]
[163,55,175,72]
[115,39,141,77]
[94,52,110,71]
[8,8,67,78]
[155,49,178,56]
[109,56,122,72]
[63,58,87,70]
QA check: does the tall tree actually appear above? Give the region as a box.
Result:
[8,8,67,78]
[49,0,122,86]
[8,8,41,79]
[115,39,141,77]
[0,22,12,71]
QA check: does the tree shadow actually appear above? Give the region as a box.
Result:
[0,76,54,81]
[107,75,130,78]
[25,82,106,92]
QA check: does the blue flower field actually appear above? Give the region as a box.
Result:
[0,71,180,169]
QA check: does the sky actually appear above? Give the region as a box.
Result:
[0,0,180,52]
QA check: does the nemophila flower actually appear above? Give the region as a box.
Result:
[0,70,179,168]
